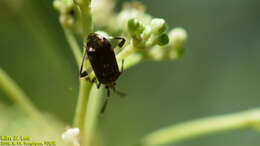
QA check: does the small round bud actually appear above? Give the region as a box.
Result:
[169,28,187,50]
[157,34,169,46]
[151,18,167,34]
[169,28,187,59]
[53,1,62,11]
[128,18,145,37]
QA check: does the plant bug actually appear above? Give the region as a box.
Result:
[80,32,126,113]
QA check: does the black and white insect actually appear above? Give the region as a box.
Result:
[80,32,126,113]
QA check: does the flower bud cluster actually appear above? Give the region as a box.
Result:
[54,0,83,34]
[148,28,187,60]
[54,0,188,69]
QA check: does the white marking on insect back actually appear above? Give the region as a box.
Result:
[88,47,95,52]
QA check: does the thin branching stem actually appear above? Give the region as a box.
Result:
[0,68,47,124]
[116,43,135,62]
[63,28,82,66]
[138,108,260,146]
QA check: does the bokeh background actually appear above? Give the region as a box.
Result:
[0,0,260,146]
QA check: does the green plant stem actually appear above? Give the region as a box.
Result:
[81,9,93,42]
[64,1,94,143]
[73,80,91,127]
[62,21,93,136]
[61,24,91,131]
[0,68,47,123]
[138,108,260,146]
[75,0,93,42]
[83,85,105,146]
[63,27,82,66]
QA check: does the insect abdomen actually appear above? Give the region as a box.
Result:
[88,50,120,84]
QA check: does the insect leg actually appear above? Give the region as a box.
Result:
[86,76,96,84]
[111,85,125,97]
[81,68,93,79]
[80,48,88,77]
[80,48,93,79]
[100,87,110,114]
[107,36,126,53]
[107,87,110,96]
[112,37,126,48]
[97,82,101,89]
[120,59,124,74]
[107,36,126,48]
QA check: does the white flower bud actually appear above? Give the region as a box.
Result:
[168,28,187,59]
[151,18,167,34]
[91,0,116,27]
[169,28,187,50]
[62,128,80,146]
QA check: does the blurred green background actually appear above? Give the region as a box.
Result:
[0,0,260,146]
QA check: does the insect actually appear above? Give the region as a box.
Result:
[80,32,126,113]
